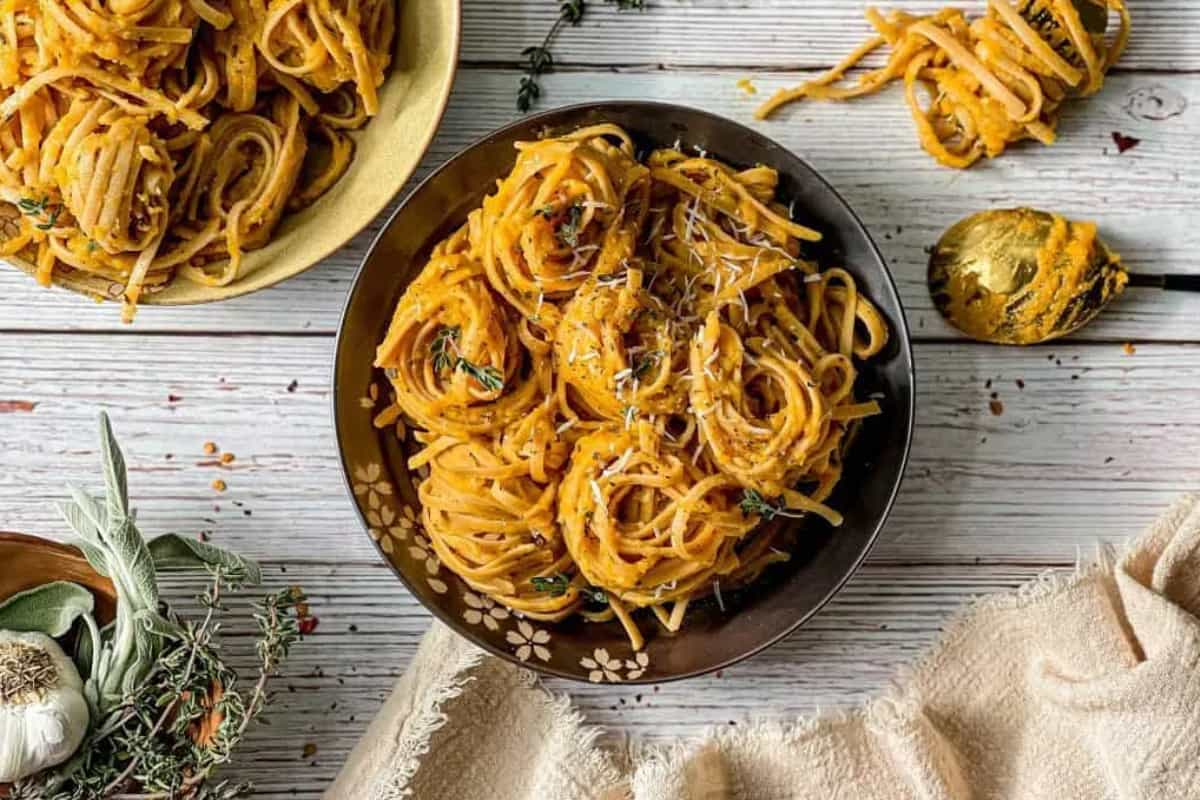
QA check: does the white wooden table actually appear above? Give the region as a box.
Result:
[1,2,1197,796]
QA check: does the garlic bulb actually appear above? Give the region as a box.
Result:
[0,630,89,782]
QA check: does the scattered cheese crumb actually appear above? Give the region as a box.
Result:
[1123,342,1136,355]
[203,441,218,455]
[220,452,235,465]
[211,479,227,492]
[736,78,758,96]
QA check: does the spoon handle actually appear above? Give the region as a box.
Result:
[1127,273,1200,292]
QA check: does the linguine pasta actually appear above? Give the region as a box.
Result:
[376,124,891,650]
[0,0,395,320]
[756,0,1130,168]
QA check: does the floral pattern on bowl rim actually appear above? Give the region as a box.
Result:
[347,379,652,683]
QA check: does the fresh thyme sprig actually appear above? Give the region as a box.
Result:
[430,325,505,392]
[430,325,461,373]
[518,0,648,112]
[530,573,571,597]
[738,489,806,522]
[18,195,62,231]
[458,360,505,392]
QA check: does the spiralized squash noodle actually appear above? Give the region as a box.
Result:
[0,0,395,319]
[376,125,891,650]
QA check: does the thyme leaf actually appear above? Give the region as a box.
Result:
[632,350,664,379]
[556,204,584,248]
[17,195,61,231]
[530,573,571,597]
[431,325,504,392]
[457,359,504,392]
[430,325,461,373]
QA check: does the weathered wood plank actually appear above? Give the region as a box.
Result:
[0,69,1194,340]
[155,560,1072,798]
[461,0,1200,72]
[0,333,1193,565]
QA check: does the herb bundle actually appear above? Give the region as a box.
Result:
[2,414,307,799]
[518,0,647,112]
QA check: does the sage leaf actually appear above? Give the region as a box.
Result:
[148,534,262,585]
[98,412,129,525]
[74,615,110,677]
[0,580,94,637]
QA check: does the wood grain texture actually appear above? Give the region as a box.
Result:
[0,70,1194,340]
[460,0,1200,71]
[1,334,1191,567]
[158,560,1056,799]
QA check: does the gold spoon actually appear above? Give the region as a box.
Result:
[927,208,1200,345]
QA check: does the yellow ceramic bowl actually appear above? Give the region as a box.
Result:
[4,0,461,307]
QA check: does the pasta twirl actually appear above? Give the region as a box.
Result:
[376,125,891,649]
[756,0,1130,168]
[0,0,394,319]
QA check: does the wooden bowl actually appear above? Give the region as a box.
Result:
[0,532,116,626]
[3,0,461,308]
[333,102,916,684]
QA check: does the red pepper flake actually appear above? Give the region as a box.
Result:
[1111,131,1141,153]
[286,380,299,393]
[0,400,36,413]
[1015,379,1025,390]
[989,399,1004,416]
[299,616,320,635]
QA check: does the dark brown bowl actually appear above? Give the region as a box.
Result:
[333,102,915,683]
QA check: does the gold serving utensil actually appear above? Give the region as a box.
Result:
[927,208,1200,345]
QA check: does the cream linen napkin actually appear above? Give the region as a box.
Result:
[326,494,1200,800]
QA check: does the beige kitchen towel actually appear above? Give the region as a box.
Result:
[326,494,1200,800]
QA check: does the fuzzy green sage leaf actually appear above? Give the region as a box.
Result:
[148,533,262,586]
